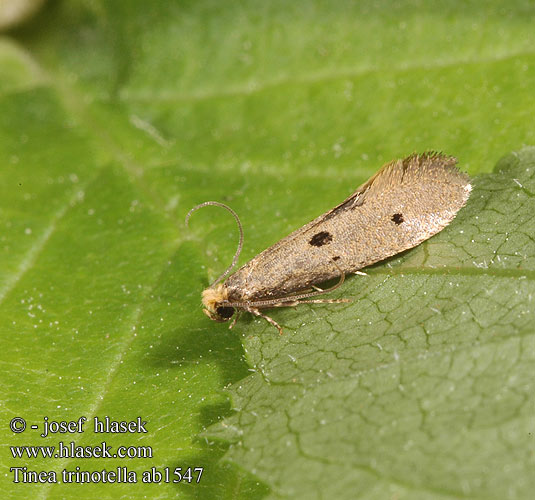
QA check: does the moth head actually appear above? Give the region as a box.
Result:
[201,284,235,323]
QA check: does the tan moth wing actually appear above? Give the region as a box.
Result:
[223,152,471,303]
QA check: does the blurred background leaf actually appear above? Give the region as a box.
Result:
[1,1,534,499]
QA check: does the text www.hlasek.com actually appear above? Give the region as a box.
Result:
[11,441,152,459]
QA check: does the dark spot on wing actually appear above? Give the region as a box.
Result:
[391,213,404,225]
[333,256,340,261]
[309,231,333,247]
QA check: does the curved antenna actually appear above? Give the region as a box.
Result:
[185,201,244,286]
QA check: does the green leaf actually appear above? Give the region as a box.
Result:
[207,148,535,499]
[1,1,534,499]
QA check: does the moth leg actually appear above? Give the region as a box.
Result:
[270,298,350,307]
[226,263,347,312]
[274,267,346,302]
[247,307,284,335]
[294,298,351,304]
[272,267,349,304]
[271,300,300,308]
[311,284,346,294]
[228,310,242,330]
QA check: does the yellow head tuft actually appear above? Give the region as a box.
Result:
[201,284,235,323]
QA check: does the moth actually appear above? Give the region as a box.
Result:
[187,152,471,334]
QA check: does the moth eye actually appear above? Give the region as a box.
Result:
[309,231,333,247]
[391,213,404,225]
[216,306,235,319]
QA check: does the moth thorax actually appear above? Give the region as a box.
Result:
[201,283,234,322]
